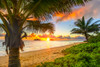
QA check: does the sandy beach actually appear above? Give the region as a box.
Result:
[0,42,85,67]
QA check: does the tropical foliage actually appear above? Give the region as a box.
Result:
[0,0,90,67]
[26,20,54,34]
[88,33,100,43]
[37,42,100,67]
[71,16,100,42]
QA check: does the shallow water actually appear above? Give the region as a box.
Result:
[0,40,83,56]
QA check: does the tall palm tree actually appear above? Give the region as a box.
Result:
[71,16,100,42]
[0,0,90,67]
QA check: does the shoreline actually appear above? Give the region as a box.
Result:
[0,42,85,67]
[0,40,83,56]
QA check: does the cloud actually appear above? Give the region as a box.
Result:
[27,18,38,21]
[0,33,5,37]
[54,0,100,22]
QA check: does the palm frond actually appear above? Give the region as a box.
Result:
[0,0,5,8]
[21,31,27,39]
[92,20,100,25]
[25,20,54,34]
[87,24,100,32]
[24,0,91,19]
[75,17,85,30]
[0,24,5,32]
[72,16,100,34]
[86,17,93,27]
[40,23,55,34]
[71,28,83,34]
[82,16,85,26]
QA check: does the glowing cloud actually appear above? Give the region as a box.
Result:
[54,0,100,22]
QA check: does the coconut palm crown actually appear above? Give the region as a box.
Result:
[71,16,100,41]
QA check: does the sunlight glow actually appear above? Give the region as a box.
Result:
[47,38,50,41]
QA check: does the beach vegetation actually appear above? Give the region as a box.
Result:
[37,42,100,67]
[88,33,100,43]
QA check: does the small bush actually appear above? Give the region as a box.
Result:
[88,33,100,43]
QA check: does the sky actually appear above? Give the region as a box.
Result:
[48,0,100,36]
[0,0,100,37]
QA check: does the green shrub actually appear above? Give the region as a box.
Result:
[62,42,100,55]
[37,42,100,67]
[88,33,100,43]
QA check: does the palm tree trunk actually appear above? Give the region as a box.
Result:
[84,33,88,42]
[8,47,21,67]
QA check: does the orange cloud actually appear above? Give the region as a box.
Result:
[55,6,90,21]
[27,18,38,21]
[53,0,100,22]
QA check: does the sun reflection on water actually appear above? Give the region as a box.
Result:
[46,39,50,48]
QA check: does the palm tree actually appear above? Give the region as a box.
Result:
[71,16,100,42]
[0,0,90,67]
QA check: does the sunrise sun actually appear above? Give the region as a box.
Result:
[47,38,50,41]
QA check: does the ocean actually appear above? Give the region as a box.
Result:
[0,40,83,56]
